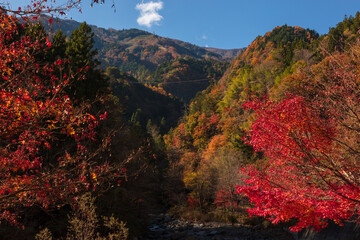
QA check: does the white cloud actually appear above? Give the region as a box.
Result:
[202,35,208,40]
[136,1,163,28]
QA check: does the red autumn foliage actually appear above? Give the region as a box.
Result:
[236,45,360,231]
[0,13,116,224]
[187,196,200,210]
[214,187,241,210]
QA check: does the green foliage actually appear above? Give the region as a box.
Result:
[67,22,97,67]
[327,12,360,52]
[26,22,47,42]
[50,30,67,60]
[66,22,108,101]
[266,25,318,48]
[221,67,252,107]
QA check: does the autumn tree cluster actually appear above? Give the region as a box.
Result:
[164,16,360,231]
[0,12,127,229]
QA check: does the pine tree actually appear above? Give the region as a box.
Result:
[66,22,108,101]
[50,29,67,61]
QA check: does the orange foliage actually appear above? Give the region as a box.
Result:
[202,135,227,162]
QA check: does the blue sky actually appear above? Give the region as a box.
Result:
[15,0,360,49]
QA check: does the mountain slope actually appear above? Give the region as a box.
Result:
[106,67,183,132]
[154,57,229,102]
[40,16,240,101]
[42,17,239,78]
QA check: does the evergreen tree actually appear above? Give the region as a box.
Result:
[66,22,108,101]
[50,29,67,61]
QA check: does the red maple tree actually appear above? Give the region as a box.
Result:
[236,44,360,231]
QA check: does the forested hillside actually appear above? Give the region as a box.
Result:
[154,57,229,102]
[164,13,360,233]
[106,66,183,131]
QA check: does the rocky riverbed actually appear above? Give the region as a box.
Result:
[143,213,294,240]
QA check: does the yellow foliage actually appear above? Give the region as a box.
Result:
[183,171,199,189]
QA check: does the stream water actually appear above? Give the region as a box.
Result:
[143,213,294,240]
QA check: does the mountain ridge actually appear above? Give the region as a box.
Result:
[40,16,238,101]
[42,16,242,62]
